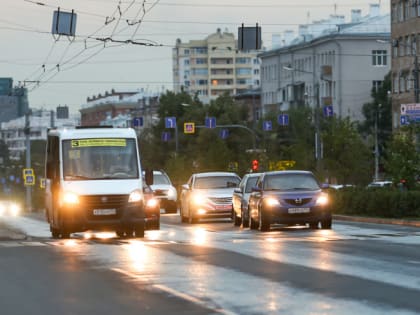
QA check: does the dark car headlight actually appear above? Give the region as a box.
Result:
[315,194,329,206]
[264,197,280,207]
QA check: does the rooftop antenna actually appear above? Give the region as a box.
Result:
[307,11,310,24]
[334,3,337,15]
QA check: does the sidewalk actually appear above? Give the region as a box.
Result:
[334,215,420,228]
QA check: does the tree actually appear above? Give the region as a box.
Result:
[385,126,420,189]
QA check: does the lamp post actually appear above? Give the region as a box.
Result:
[374,104,382,182]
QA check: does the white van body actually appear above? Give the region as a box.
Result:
[45,127,147,238]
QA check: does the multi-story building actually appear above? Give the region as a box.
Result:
[0,107,80,160]
[80,89,160,128]
[390,0,420,129]
[172,28,261,104]
[259,4,390,122]
[0,78,29,124]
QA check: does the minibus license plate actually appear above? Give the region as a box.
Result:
[288,208,310,214]
[93,209,116,215]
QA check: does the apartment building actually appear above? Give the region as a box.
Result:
[390,0,420,129]
[172,28,261,104]
[259,4,390,122]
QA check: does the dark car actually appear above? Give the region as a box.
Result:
[232,173,261,227]
[248,170,331,231]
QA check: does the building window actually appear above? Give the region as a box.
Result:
[184,49,190,55]
[405,0,410,20]
[372,50,387,66]
[195,58,207,64]
[184,59,190,65]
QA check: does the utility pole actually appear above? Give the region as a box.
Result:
[24,111,32,212]
[315,83,321,172]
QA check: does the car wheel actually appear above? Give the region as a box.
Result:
[321,218,332,229]
[188,207,197,224]
[51,226,60,238]
[249,207,258,230]
[116,230,124,238]
[309,222,319,229]
[258,208,270,232]
[180,204,188,223]
[241,207,249,228]
[233,208,241,226]
[134,222,145,238]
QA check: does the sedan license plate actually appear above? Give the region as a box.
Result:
[288,207,310,214]
[215,204,231,210]
[93,208,116,215]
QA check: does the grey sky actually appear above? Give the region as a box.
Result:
[1,0,389,114]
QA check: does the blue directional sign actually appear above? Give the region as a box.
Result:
[263,120,273,131]
[165,117,177,128]
[323,105,334,117]
[132,116,143,127]
[220,129,229,139]
[400,115,409,126]
[0,177,5,184]
[161,131,171,142]
[205,117,216,128]
[277,114,289,126]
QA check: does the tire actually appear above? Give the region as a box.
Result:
[241,207,249,228]
[309,222,319,229]
[233,208,241,226]
[134,222,145,238]
[51,226,60,238]
[188,209,197,224]
[249,207,258,230]
[116,230,124,238]
[258,208,270,232]
[180,204,188,223]
[321,218,332,229]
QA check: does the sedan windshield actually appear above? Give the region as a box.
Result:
[195,176,240,189]
[264,173,320,191]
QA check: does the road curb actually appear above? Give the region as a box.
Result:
[333,215,420,227]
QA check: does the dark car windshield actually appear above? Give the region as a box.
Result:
[195,176,240,189]
[264,173,320,191]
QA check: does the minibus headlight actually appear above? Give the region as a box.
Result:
[62,191,80,205]
[128,190,143,203]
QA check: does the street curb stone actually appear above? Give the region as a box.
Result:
[334,215,420,227]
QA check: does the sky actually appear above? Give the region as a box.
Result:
[1,0,390,114]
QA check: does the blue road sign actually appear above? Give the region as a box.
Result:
[220,129,229,139]
[161,131,171,142]
[323,105,334,117]
[165,117,177,128]
[400,115,409,125]
[133,117,143,127]
[205,117,216,128]
[263,120,273,131]
[277,114,289,126]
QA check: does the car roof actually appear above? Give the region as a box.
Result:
[193,172,240,178]
[263,170,314,176]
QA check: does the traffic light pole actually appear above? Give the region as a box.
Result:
[24,112,32,212]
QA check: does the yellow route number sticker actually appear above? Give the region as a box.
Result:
[71,139,127,147]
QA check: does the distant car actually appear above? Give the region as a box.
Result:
[329,184,355,190]
[367,181,393,189]
[145,170,178,213]
[248,170,332,231]
[0,200,21,217]
[232,173,261,227]
[180,172,241,224]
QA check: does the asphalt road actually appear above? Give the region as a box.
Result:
[1,211,420,315]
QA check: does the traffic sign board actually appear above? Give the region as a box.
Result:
[220,129,229,139]
[23,168,34,176]
[184,122,195,134]
[24,175,35,186]
[205,117,216,128]
[132,117,143,127]
[323,105,334,117]
[401,103,420,116]
[165,117,177,128]
[263,120,272,131]
[161,131,171,142]
[277,114,289,126]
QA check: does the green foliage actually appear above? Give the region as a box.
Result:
[384,126,420,189]
[332,188,420,218]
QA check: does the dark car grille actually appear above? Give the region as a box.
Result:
[284,198,312,206]
[208,197,232,204]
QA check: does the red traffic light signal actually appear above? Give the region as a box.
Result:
[252,159,259,171]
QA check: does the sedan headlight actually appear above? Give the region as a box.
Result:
[128,189,143,203]
[62,191,80,205]
[315,194,329,206]
[146,197,159,208]
[192,193,206,205]
[265,197,280,207]
[10,203,20,216]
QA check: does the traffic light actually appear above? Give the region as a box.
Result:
[252,159,259,172]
